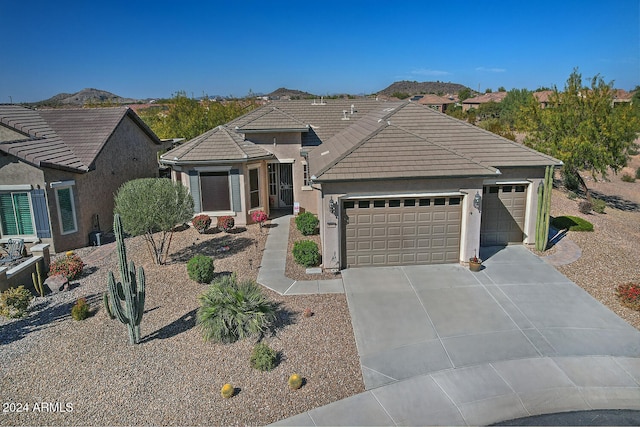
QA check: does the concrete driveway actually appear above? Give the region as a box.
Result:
[344,245,640,390]
[274,246,640,426]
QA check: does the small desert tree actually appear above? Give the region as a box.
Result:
[114,178,194,264]
[520,68,640,198]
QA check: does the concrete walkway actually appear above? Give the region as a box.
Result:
[257,215,344,295]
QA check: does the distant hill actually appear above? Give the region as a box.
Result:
[267,87,316,99]
[33,88,141,107]
[378,81,471,97]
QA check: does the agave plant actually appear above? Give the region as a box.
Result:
[197,274,276,343]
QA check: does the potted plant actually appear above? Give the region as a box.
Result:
[469,250,482,272]
[192,214,212,234]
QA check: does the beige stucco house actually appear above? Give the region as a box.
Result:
[0,106,162,253]
[161,99,561,271]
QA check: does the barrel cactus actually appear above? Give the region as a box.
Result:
[221,383,234,398]
[288,373,303,390]
[104,214,145,344]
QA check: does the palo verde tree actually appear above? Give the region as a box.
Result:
[137,91,259,140]
[114,178,194,264]
[519,68,640,197]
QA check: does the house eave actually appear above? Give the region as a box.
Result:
[160,154,275,167]
[312,172,501,184]
[234,127,309,134]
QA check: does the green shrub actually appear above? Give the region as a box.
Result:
[578,200,592,214]
[551,215,594,232]
[293,240,320,267]
[250,342,277,371]
[567,191,577,200]
[621,173,636,183]
[592,198,606,214]
[562,169,581,191]
[0,286,33,318]
[636,167,640,180]
[197,274,276,343]
[49,253,84,280]
[71,298,91,320]
[295,212,319,236]
[187,255,215,283]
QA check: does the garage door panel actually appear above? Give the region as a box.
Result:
[344,197,462,267]
[481,185,527,246]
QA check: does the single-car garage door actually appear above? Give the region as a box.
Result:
[480,184,527,246]
[343,196,462,267]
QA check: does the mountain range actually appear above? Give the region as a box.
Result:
[29,82,473,107]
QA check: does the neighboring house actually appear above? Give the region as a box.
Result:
[161,99,561,271]
[612,89,633,107]
[0,106,163,253]
[462,92,508,111]
[416,94,456,112]
[533,90,554,108]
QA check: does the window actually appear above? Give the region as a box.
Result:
[449,197,461,205]
[200,172,231,211]
[343,201,355,209]
[434,198,446,206]
[373,200,385,208]
[404,199,416,207]
[419,198,431,206]
[389,199,401,207]
[55,186,78,234]
[302,161,311,187]
[0,192,34,236]
[249,168,260,209]
[358,200,370,209]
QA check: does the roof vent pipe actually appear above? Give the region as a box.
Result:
[350,104,355,114]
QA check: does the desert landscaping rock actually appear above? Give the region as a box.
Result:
[0,222,363,426]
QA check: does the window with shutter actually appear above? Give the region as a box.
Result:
[0,192,35,237]
[55,187,78,234]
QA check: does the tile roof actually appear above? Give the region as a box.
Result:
[160,125,274,164]
[417,94,456,105]
[161,98,561,182]
[533,90,554,103]
[310,101,561,181]
[0,106,159,172]
[462,92,508,104]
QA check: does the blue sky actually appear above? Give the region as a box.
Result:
[1,0,639,102]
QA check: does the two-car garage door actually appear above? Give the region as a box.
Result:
[343,196,462,267]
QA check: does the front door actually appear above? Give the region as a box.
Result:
[268,163,294,208]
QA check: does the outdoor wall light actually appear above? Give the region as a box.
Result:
[473,192,482,211]
[329,196,338,218]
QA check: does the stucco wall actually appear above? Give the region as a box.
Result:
[44,115,160,252]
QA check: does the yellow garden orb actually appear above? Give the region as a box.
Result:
[221,383,234,398]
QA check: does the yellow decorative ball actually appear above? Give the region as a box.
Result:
[65,250,74,257]
[221,383,234,398]
[288,373,303,390]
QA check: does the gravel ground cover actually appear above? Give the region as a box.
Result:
[547,181,640,330]
[0,222,363,426]
[285,218,341,281]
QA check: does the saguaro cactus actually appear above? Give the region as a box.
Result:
[105,214,145,344]
[535,165,554,252]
